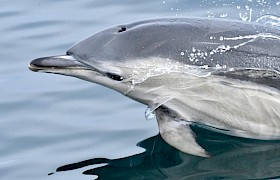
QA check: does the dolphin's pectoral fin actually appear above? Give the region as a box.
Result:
[155,106,210,157]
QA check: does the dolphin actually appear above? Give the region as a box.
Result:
[29,17,280,157]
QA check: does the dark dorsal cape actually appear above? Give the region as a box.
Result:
[67,18,280,72]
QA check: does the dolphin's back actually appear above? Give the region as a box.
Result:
[68,18,280,71]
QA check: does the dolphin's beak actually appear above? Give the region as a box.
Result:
[28,55,89,72]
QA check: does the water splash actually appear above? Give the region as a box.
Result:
[197,0,280,23]
[222,33,280,41]
[207,32,280,60]
[124,58,212,90]
[145,106,156,121]
[145,96,173,121]
[256,15,280,30]
[182,32,280,70]
[238,5,253,22]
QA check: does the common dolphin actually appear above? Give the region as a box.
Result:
[29,17,280,157]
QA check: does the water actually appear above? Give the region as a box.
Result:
[256,14,280,29]
[1,0,280,179]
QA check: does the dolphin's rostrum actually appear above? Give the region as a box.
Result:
[29,17,280,157]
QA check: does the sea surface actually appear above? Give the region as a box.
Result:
[1,0,280,179]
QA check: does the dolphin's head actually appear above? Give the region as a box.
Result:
[29,19,175,97]
[29,18,217,103]
[28,53,134,97]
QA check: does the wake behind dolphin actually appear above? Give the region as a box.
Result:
[29,17,280,157]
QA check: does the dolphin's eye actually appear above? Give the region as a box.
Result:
[118,26,126,33]
[107,73,124,81]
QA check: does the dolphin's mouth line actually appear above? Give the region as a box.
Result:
[29,55,126,82]
[28,63,92,72]
[71,59,109,77]
[28,55,97,73]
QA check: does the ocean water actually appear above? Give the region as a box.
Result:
[1,0,280,179]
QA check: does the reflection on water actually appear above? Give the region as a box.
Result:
[54,126,280,179]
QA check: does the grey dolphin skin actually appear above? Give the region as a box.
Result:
[29,17,280,157]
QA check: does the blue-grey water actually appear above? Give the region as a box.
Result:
[1,0,280,179]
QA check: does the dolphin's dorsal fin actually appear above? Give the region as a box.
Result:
[155,106,210,157]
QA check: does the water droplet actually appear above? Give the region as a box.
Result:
[255,15,280,30]
[220,13,227,18]
[216,64,222,68]
[202,65,209,69]
[145,106,156,121]
[180,52,185,56]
